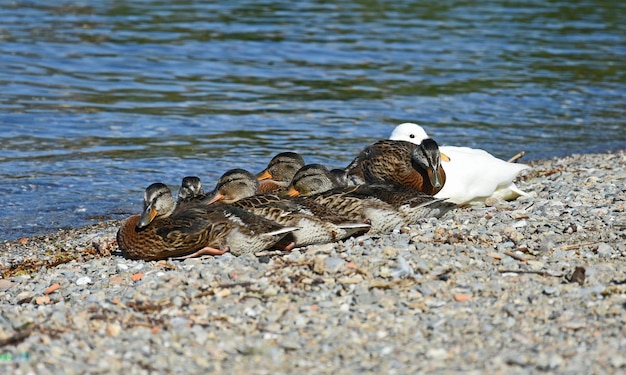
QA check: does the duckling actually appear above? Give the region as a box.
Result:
[287,164,414,234]
[256,152,305,193]
[205,169,370,246]
[117,183,297,260]
[389,122,531,204]
[344,139,446,195]
[177,176,206,205]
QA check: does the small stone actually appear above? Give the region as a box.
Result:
[35,295,50,305]
[0,279,15,291]
[596,243,613,257]
[382,246,398,257]
[378,266,392,278]
[279,337,301,350]
[323,257,345,273]
[338,275,363,284]
[72,314,89,331]
[611,355,626,369]
[563,320,587,330]
[106,323,121,337]
[262,286,278,297]
[453,294,472,302]
[543,286,560,296]
[216,289,231,298]
[426,348,448,360]
[76,277,92,286]
[536,353,563,370]
[313,256,325,274]
[16,291,30,301]
[526,260,544,271]
[513,220,527,228]
[109,276,124,284]
[44,283,60,295]
[305,243,334,254]
[170,317,190,328]
[484,197,499,207]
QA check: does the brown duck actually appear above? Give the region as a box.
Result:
[287,164,456,229]
[204,169,370,246]
[286,164,410,234]
[117,182,297,260]
[343,139,446,195]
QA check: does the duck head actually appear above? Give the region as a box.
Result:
[390,122,451,162]
[412,138,445,190]
[329,168,350,187]
[206,168,258,204]
[257,152,305,182]
[287,164,340,197]
[177,176,205,202]
[137,183,176,229]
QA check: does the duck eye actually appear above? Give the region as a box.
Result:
[409,134,415,138]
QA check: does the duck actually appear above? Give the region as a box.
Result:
[389,122,531,204]
[256,152,305,193]
[343,139,446,195]
[288,163,456,224]
[286,164,415,234]
[204,169,370,246]
[117,182,297,260]
[177,176,206,204]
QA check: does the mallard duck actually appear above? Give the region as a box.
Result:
[287,164,414,234]
[205,169,370,246]
[389,123,531,204]
[287,164,456,226]
[343,139,446,195]
[117,183,297,260]
[256,152,305,193]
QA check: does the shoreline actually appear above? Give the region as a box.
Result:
[1,149,625,373]
[1,147,623,245]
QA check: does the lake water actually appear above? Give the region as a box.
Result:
[1,0,624,241]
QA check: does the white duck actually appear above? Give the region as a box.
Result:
[389,123,531,205]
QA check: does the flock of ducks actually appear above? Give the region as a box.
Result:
[117,123,531,260]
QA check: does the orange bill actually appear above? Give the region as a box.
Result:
[206,191,225,204]
[137,205,158,228]
[256,169,273,181]
[286,186,301,197]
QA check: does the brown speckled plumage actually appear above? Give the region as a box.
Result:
[345,139,446,195]
[206,169,370,246]
[288,164,409,234]
[117,183,296,260]
[288,164,456,232]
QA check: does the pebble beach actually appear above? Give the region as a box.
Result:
[1,150,625,374]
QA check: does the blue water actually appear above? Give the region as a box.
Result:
[1,0,625,241]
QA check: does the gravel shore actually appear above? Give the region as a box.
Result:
[1,150,625,374]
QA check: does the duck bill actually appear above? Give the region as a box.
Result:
[205,191,226,205]
[427,167,442,188]
[286,186,301,197]
[441,153,451,162]
[137,204,158,228]
[256,169,273,181]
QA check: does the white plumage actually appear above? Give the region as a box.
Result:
[389,123,531,205]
